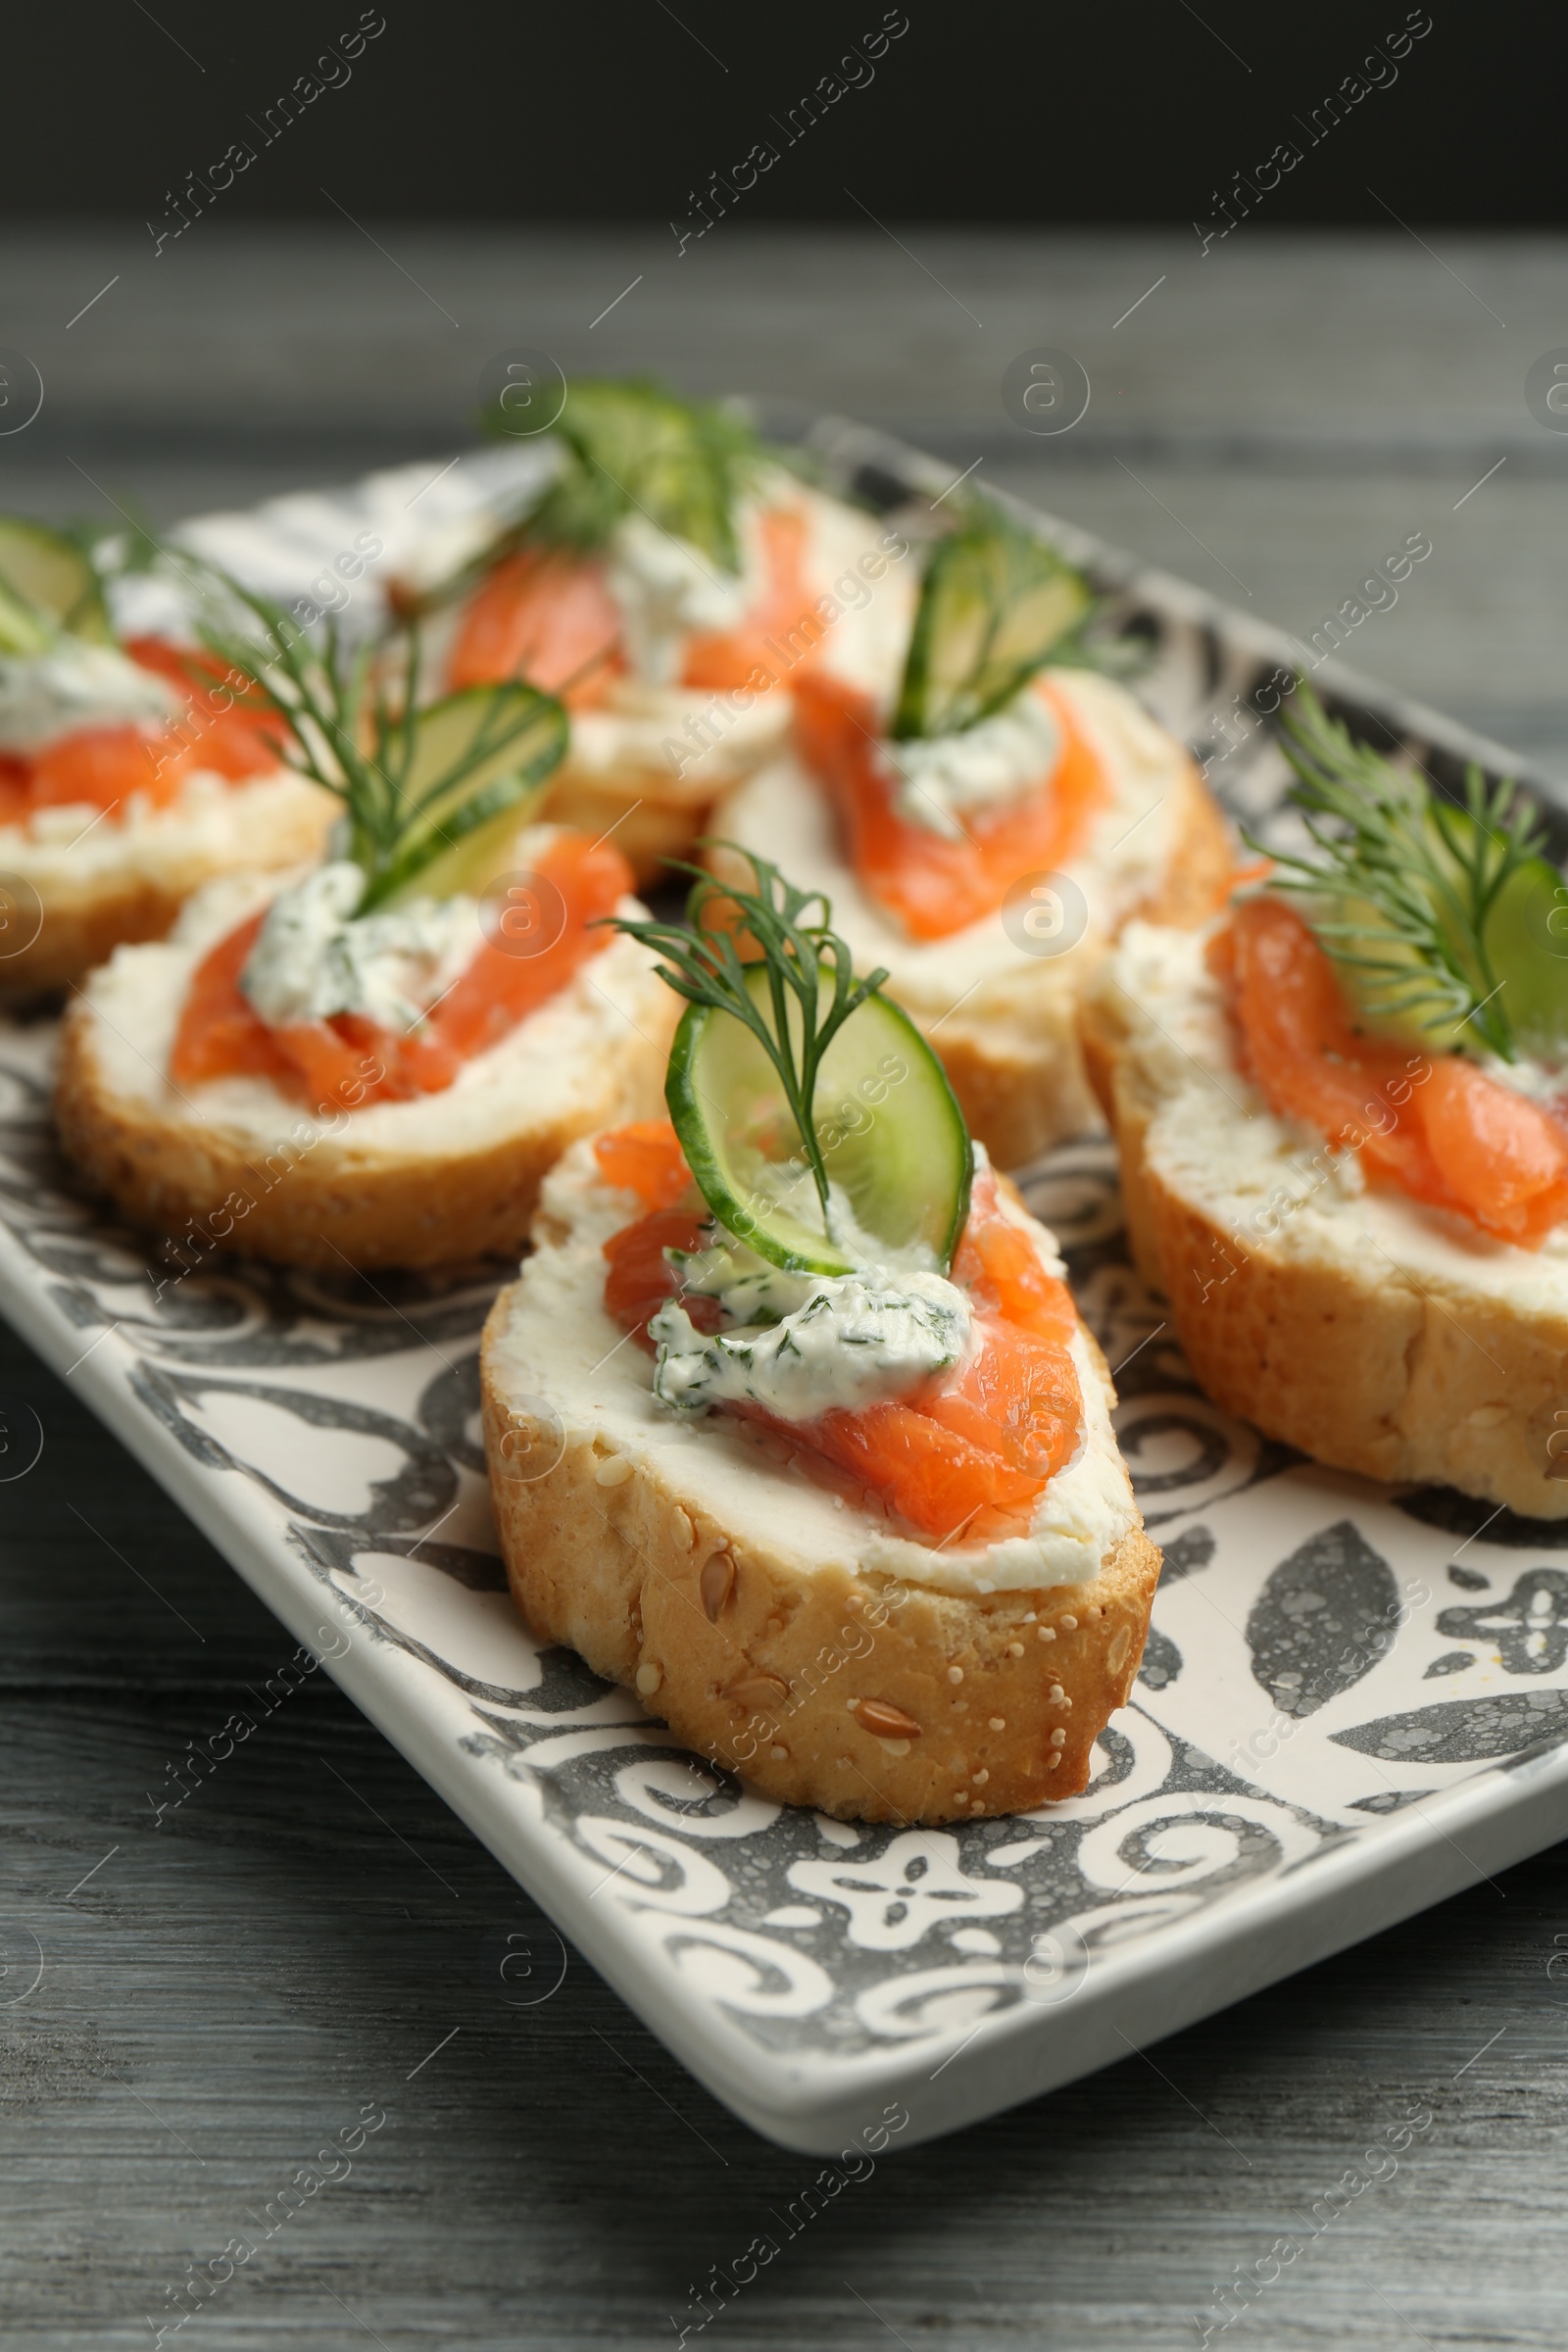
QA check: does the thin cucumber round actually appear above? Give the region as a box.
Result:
[892,514,1091,742]
[0,517,109,643]
[368,683,566,907]
[666,965,973,1275]
[1320,823,1568,1061]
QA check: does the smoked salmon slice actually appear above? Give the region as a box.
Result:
[447,506,820,705]
[792,671,1109,941]
[1223,894,1568,1248]
[598,1124,1085,1543]
[171,832,630,1107]
[446,548,625,707]
[0,639,286,824]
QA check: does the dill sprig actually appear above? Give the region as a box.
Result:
[195,572,567,911]
[1250,682,1549,1061]
[891,504,1110,741]
[612,845,890,1223]
[481,376,765,575]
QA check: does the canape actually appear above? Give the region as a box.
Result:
[420,379,915,884]
[481,852,1161,1824]
[710,505,1234,1169]
[1082,684,1568,1518]
[0,518,333,994]
[57,585,675,1270]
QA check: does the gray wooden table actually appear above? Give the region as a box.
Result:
[4,228,1568,2350]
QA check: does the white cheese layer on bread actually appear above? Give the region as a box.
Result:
[1108,916,1568,1309]
[76,870,670,1161]
[716,668,1192,1012]
[0,767,332,898]
[494,1138,1139,1595]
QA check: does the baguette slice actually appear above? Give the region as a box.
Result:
[481,1140,1162,1825]
[0,768,335,997]
[1082,917,1568,1519]
[55,875,677,1271]
[710,668,1233,1170]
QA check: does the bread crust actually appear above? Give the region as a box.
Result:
[1083,943,1568,1519]
[481,1216,1162,1827]
[541,756,727,889]
[55,950,675,1273]
[0,777,334,1000]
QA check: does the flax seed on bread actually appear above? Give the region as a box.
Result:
[481,1140,1162,1825]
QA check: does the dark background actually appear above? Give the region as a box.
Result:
[8,2,1540,229]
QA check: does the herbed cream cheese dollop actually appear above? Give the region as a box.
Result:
[872,682,1060,840]
[648,1230,971,1421]
[0,640,179,754]
[240,860,477,1033]
[510,1136,1136,1592]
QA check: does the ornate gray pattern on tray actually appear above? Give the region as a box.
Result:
[3,422,1565,2152]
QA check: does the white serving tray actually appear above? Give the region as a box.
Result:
[4,423,1566,2153]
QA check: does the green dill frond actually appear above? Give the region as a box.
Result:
[193,572,567,911]
[481,377,766,575]
[611,845,890,1221]
[1250,681,1549,1061]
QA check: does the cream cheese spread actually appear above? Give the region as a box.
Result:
[873,683,1060,839]
[502,1138,1138,1594]
[239,860,477,1032]
[649,1232,971,1420]
[0,641,179,754]
[1107,916,1568,1311]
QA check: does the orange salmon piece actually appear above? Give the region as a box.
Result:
[680,505,820,694]
[423,833,630,1061]
[171,831,628,1107]
[792,670,1109,941]
[594,1118,695,1209]
[1226,895,1454,1206]
[603,1206,722,1343]
[446,547,625,706]
[1416,1054,1568,1245]
[124,638,288,784]
[6,637,286,822]
[1225,894,1568,1248]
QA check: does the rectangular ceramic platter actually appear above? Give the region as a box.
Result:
[4,419,1566,2155]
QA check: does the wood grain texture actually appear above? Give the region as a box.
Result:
[4,227,1568,2349]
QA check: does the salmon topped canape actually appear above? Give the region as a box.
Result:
[482,850,1161,1825]
[414,379,916,884]
[711,505,1233,1168]
[0,518,333,993]
[55,574,676,1269]
[1083,684,1568,1518]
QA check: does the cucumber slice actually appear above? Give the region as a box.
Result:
[892,512,1092,742]
[0,518,110,643]
[1485,853,1568,1056]
[1319,826,1568,1061]
[363,682,567,908]
[397,791,554,906]
[667,966,973,1275]
[0,574,54,656]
